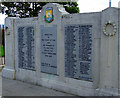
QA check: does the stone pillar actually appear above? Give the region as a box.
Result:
[38,3,68,82]
[2,18,16,79]
[99,8,119,96]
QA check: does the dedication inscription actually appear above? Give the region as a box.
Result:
[41,25,57,75]
[18,26,35,70]
[65,25,92,81]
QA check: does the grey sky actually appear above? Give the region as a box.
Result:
[78,0,119,13]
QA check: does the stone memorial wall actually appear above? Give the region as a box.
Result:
[2,3,120,96]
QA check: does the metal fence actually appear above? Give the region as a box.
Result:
[0,24,5,65]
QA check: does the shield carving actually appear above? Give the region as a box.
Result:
[44,7,54,23]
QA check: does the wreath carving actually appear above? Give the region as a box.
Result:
[103,21,117,36]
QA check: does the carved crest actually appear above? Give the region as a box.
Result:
[44,7,54,23]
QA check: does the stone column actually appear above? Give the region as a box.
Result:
[2,17,16,80]
[38,3,68,83]
[99,8,119,96]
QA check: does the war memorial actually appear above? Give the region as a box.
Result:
[2,3,120,96]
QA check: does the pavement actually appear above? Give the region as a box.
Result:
[2,78,77,96]
[0,72,2,97]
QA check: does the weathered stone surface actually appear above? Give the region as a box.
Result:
[2,3,120,96]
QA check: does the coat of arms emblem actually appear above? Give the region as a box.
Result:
[44,7,54,23]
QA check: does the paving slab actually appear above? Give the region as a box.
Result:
[2,78,78,96]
